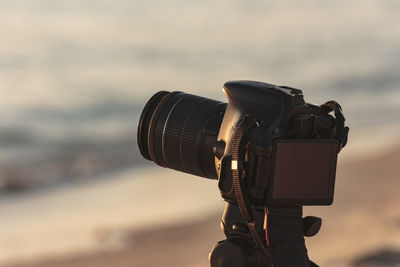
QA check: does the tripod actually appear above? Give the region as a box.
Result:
[209,203,321,267]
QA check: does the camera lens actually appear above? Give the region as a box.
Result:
[138,91,226,179]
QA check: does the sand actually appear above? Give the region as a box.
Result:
[2,145,400,267]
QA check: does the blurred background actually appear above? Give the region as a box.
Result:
[0,0,399,266]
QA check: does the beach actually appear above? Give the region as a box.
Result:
[1,143,399,267]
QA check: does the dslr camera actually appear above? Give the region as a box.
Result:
[137,80,349,267]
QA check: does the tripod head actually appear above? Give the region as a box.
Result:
[137,80,349,267]
[210,204,321,267]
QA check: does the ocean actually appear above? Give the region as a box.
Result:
[0,0,399,192]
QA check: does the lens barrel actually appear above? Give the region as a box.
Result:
[138,91,226,179]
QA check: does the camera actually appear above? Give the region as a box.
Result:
[137,80,349,266]
[138,80,348,206]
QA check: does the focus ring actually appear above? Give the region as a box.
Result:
[179,98,219,176]
[162,94,223,177]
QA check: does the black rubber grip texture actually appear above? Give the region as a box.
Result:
[162,93,224,178]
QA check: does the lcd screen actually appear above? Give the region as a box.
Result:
[267,140,339,206]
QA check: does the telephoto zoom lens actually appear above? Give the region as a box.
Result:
[137,91,226,179]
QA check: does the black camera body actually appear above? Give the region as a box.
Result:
[216,81,344,207]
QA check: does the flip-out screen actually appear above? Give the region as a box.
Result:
[266,140,339,206]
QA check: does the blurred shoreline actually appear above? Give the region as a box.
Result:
[1,124,399,194]
[0,136,142,193]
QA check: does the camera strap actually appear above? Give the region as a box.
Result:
[230,116,272,264]
[320,101,349,151]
